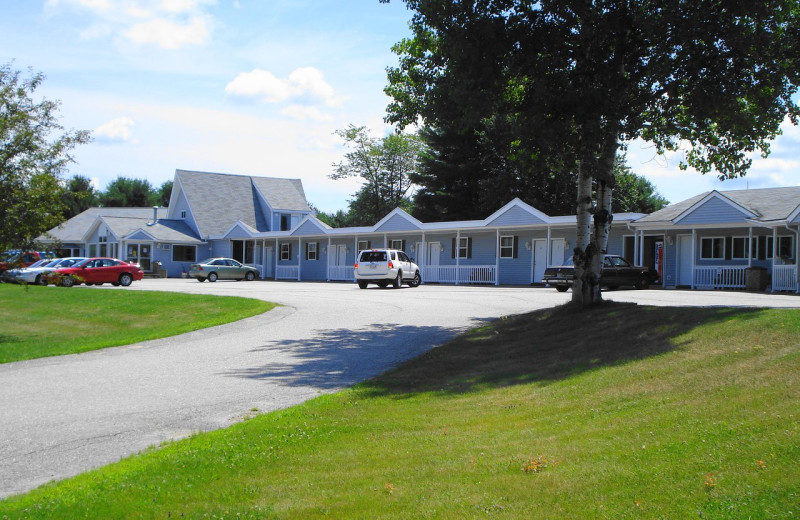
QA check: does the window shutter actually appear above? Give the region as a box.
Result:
[725,237,732,260]
[316,242,320,260]
[305,242,309,259]
[467,237,473,259]
[513,236,519,259]
[366,240,371,249]
[452,238,456,258]
[288,243,292,259]
[401,240,406,252]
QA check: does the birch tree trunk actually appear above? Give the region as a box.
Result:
[589,137,617,303]
[572,162,594,305]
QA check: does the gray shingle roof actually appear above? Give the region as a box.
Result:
[176,170,309,238]
[41,207,167,242]
[634,186,800,224]
[106,218,202,243]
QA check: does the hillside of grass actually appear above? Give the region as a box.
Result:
[1,302,798,518]
[0,284,275,363]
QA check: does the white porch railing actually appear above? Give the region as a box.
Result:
[773,264,798,292]
[422,265,496,285]
[694,266,746,289]
[276,265,299,280]
[328,265,355,281]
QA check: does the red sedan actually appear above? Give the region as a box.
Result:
[48,257,144,287]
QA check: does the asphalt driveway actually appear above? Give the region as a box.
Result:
[1,280,798,498]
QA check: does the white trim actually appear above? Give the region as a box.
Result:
[373,208,424,231]
[484,197,552,226]
[499,235,515,259]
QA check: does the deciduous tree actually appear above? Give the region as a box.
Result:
[0,64,90,251]
[386,0,799,305]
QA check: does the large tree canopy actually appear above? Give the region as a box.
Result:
[0,64,90,251]
[329,125,426,226]
[386,0,800,304]
[98,176,156,207]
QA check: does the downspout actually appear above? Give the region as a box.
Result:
[275,238,279,280]
[297,237,302,281]
[691,229,696,290]
[748,226,752,268]
[495,228,500,286]
[772,227,777,293]
[421,232,426,285]
[785,224,799,293]
[455,229,461,286]
[327,236,331,282]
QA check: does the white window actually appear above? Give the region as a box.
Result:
[778,235,795,261]
[731,237,749,260]
[390,239,404,250]
[306,242,318,261]
[358,240,370,251]
[458,237,471,259]
[700,237,725,260]
[280,243,291,261]
[500,236,516,258]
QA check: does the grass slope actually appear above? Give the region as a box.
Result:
[1,302,798,518]
[0,284,275,363]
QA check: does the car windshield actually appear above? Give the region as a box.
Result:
[197,258,215,265]
[608,256,631,267]
[28,259,52,268]
[59,258,82,267]
[360,251,387,262]
[74,259,92,268]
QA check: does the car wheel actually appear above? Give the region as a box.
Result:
[245,271,255,281]
[119,273,133,287]
[377,281,388,288]
[555,285,569,292]
[634,276,650,290]
[61,276,75,288]
[196,277,206,282]
[358,280,368,289]
[208,272,218,282]
[408,271,421,288]
[392,271,402,289]
[35,274,46,286]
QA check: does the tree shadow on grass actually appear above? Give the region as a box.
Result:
[221,322,467,390]
[358,301,765,397]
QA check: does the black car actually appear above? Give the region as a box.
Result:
[542,254,658,292]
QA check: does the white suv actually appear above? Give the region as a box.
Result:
[354,249,421,289]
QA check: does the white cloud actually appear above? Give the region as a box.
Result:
[94,116,136,143]
[124,15,209,49]
[225,67,344,108]
[280,105,333,122]
[44,0,214,49]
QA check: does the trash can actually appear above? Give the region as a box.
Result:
[745,266,768,292]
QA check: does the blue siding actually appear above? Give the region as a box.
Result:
[224,225,254,239]
[498,232,536,284]
[678,197,750,225]
[127,230,153,241]
[292,220,326,236]
[376,214,421,232]
[171,192,200,236]
[662,234,678,286]
[212,241,231,258]
[300,240,327,280]
[489,206,545,226]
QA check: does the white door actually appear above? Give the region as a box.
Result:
[427,242,441,282]
[549,239,566,266]
[338,245,347,266]
[265,246,274,279]
[678,235,693,286]
[533,239,547,283]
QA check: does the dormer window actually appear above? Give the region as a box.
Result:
[281,214,290,231]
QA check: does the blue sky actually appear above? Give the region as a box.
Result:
[2,1,799,214]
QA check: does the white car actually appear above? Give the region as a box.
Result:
[354,249,421,289]
[5,257,87,285]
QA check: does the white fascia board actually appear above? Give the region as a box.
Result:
[290,215,332,236]
[220,221,257,239]
[123,228,157,241]
[673,190,757,223]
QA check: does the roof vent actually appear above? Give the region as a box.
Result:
[147,206,158,226]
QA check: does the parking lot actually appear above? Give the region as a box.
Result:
[1,279,799,498]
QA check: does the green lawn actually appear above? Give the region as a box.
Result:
[1,302,798,519]
[0,284,275,363]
